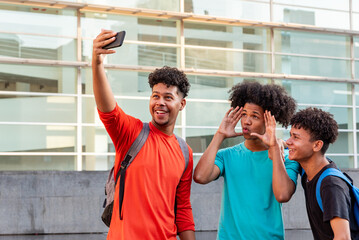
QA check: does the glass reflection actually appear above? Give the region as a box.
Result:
[187,76,271,100]
[0,3,77,36]
[296,105,352,130]
[326,155,354,169]
[273,5,349,29]
[0,125,76,152]
[186,0,270,21]
[82,68,152,95]
[81,13,177,44]
[0,64,77,94]
[78,0,180,11]
[0,96,77,123]
[185,48,270,72]
[82,155,115,171]
[82,97,153,124]
[184,22,269,51]
[273,0,349,11]
[274,30,350,58]
[275,55,351,78]
[0,33,76,61]
[355,38,359,58]
[83,40,178,67]
[274,79,352,106]
[0,155,76,171]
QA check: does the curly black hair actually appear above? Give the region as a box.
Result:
[290,107,338,154]
[228,81,296,128]
[148,66,190,98]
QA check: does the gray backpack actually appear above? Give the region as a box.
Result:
[101,122,189,227]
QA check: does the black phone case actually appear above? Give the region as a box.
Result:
[103,31,126,49]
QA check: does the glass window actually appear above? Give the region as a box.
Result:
[0,125,76,152]
[355,107,359,129]
[82,68,152,96]
[273,0,349,11]
[356,61,359,79]
[355,38,359,58]
[273,5,350,29]
[79,0,180,11]
[82,155,114,171]
[81,13,178,44]
[186,0,270,21]
[327,131,353,154]
[82,126,114,153]
[0,3,77,37]
[0,33,76,61]
[0,155,76,171]
[186,127,244,153]
[186,102,230,126]
[354,13,359,31]
[0,64,77,94]
[274,79,353,106]
[187,76,271,100]
[354,1,359,12]
[0,96,77,123]
[274,30,350,58]
[184,22,270,51]
[275,55,351,78]
[327,155,354,169]
[296,105,352,130]
[83,40,178,66]
[82,97,153,124]
[185,48,270,72]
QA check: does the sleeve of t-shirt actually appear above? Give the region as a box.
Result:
[214,148,226,177]
[321,176,351,222]
[97,103,142,153]
[175,146,195,233]
[284,153,300,186]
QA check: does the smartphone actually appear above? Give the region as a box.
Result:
[103,31,126,49]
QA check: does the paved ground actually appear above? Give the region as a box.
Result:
[0,230,313,240]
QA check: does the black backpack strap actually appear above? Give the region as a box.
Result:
[116,122,150,220]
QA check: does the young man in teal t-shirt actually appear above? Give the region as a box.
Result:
[194,82,300,239]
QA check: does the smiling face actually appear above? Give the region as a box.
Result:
[286,126,317,162]
[149,83,185,134]
[240,103,265,140]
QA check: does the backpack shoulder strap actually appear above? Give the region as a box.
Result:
[115,122,150,183]
[175,135,189,175]
[316,168,353,211]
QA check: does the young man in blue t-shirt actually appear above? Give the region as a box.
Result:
[194,82,300,239]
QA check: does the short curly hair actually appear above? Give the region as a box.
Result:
[290,107,338,154]
[228,81,296,128]
[148,66,190,98]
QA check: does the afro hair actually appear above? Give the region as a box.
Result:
[228,81,296,128]
[148,66,190,98]
[290,107,338,154]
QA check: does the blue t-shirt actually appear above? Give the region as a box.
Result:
[214,142,300,240]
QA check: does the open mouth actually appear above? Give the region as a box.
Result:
[242,127,250,134]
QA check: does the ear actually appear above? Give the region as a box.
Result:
[313,140,324,153]
[179,98,186,111]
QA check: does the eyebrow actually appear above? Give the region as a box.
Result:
[242,109,261,115]
[291,132,300,137]
[152,91,174,96]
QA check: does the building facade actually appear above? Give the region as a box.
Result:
[1,0,359,171]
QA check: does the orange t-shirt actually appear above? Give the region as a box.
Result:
[99,104,195,240]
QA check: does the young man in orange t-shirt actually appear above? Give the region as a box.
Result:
[92,29,195,240]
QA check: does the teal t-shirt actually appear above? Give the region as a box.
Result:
[214,142,300,240]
